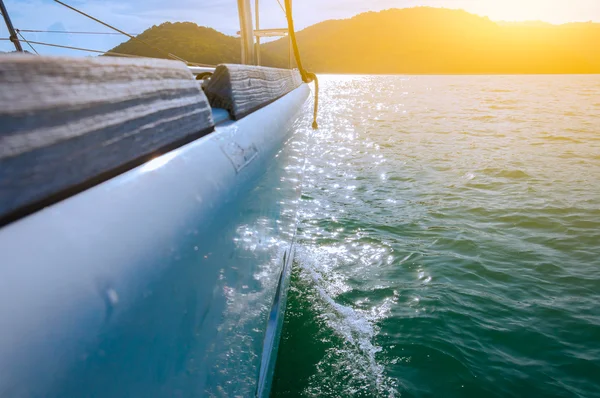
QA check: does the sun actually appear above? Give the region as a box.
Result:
[475,0,570,23]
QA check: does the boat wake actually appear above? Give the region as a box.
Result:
[291,245,399,398]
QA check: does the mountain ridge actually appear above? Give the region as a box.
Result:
[107,7,600,74]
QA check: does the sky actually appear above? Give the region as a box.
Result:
[1,0,599,55]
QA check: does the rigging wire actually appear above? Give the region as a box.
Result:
[52,0,212,66]
[283,0,318,129]
[0,37,148,58]
[16,29,140,35]
[275,0,286,15]
[0,2,23,52]
[16,30,38,54]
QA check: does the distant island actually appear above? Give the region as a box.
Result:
[108,7,600,74]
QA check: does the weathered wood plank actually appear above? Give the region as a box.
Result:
[0,54,214,225]
[203,64,303,120]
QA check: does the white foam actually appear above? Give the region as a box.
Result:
[295,245,400,397]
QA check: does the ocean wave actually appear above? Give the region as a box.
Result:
[272,74,600,398]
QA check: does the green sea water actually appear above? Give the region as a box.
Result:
[271,75,600,397]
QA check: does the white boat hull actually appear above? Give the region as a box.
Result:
[0,84,310,397]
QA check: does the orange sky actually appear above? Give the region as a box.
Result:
[429,0,598,22]
[1,0,599,55]
[295,0,600,28]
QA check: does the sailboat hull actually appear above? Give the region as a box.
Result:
[0,84,310,397]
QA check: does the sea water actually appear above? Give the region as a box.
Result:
[271,75,600,397]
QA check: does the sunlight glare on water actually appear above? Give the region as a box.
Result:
[272,74,600,398]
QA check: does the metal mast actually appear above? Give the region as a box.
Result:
[237,0,292,67]
[0,0,23,52]
[237,0,255,65]
[255,0,260,65]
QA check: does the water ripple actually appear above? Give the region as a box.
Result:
[272,75,600,398]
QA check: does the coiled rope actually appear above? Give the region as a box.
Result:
[284,0,318,129]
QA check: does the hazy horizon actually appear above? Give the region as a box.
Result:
[1,0,599,55]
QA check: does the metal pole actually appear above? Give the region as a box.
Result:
[287,0,292,69]
[255,0,260,66]
[288,35,292,69]
[237,0,254,65]
[0,0,23,52]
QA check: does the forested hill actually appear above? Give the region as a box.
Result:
[106,21,285,67]
[264,7,600,74]
[108,22,240,65]
[107,8,600,74]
